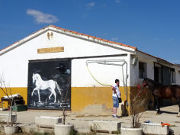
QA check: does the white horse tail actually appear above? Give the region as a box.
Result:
[55,82,62,95]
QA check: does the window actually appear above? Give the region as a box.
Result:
[139,62,147,79]
[170,68,176,83]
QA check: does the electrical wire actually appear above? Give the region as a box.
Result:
[86,59,128,101]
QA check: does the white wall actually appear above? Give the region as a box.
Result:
[72,55,130,87]
[0,30,131,87]
[130,51,180,86]
[175,66,180,84]
[130,53,155,86]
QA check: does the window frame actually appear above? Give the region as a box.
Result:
[139,61,147,79]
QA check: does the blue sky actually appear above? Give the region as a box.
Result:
[0,0,180,63]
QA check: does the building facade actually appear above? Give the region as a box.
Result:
[0,25,180,111]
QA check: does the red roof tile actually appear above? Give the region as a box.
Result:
[50,25,137,50]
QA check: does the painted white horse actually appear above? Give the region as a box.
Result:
[31,73,62,103]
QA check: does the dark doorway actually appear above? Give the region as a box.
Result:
[154,63,176,106]
[154,64,162,84]
[154,63,174,85]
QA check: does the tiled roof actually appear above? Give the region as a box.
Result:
[138,50,174,65]
[50,25,137,50]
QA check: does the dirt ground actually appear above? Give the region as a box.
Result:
[0,105,180,135]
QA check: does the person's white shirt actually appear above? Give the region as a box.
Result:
[112,83,120,98]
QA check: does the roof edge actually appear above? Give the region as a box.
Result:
[49,25,137,50]
[137,50,175,66]
[0,25,137,55]
[0,26,49,55]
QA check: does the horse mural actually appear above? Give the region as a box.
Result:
[31,73,62,103]
[143,78,180,117]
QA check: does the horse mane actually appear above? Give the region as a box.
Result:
[35,73,40,77]
[144,77,154,82]
[171,84,180,88]
[144,78,156,84]
[144,78,180,89]
[33,73,42,81]
[144,77,161,87]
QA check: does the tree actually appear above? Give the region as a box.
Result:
[0,76,15,126]
[129,84,150,128]
[62,87,69,125]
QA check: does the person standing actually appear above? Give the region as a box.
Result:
[112,79,121,117]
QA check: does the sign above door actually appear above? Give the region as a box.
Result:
[37,47,64,54]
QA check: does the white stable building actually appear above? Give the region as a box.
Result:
[0,25,180,111]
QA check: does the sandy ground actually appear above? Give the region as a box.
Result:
[0,105,180,134]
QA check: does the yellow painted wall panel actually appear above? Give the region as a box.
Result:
[71,87,130,112]
[0,86,148,114]
[0,88,27,108]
